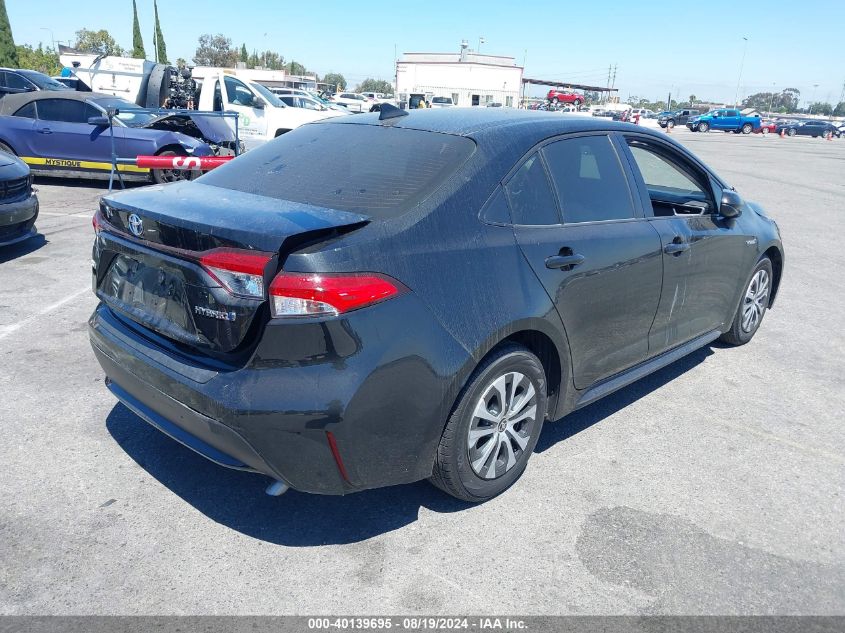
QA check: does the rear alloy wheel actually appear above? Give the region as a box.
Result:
[741,123,753,134]
[552,97,560,104]
[720,257,773,346]
[667,120,675,129]
[761,127,769,135]
[430,344,547,502]
[152,150,195,185]
[573,98,582,106]
[698,122,710,133]
[787,128,797,137]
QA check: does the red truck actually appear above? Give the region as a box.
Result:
[547,89,584,106]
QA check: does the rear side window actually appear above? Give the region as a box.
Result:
[35,99,94,123]
[542,135,635,223]
[5,72,31,90]
[504,154,560,225]
[199,123,475,218]
[13,102,36,118]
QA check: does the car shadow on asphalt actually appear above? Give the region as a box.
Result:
[105,344,714,546]
[0,233,47,264]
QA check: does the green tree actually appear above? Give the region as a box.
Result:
[239,43,248,63]
[261,51,284,70]
[743,88,801,113]
[193,33,237,67]
[248,49,260,68]
[322,72,346,91]
[175,57,187,68]
[16,43,60,75]
[153,0,168,63]
[131,0,146,58]
[286,60,307,76]
[74,29,124,56]
[355,78,393,95]
[688,94,697,107]
[834,102,845,117]
[808,102,832,116]
[0,0,19,67]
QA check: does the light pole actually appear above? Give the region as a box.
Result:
[809,84,818,113]
[39,27,56,50]
[734,36,748,107]
[478,37,485,54]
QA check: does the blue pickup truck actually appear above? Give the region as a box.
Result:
[687,108,760,134]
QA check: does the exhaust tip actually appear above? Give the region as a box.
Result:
[265,480,290,496]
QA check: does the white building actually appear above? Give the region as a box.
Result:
[395,47,523,108]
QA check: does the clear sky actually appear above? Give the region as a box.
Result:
[7,0,845,106]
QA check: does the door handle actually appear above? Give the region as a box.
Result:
[545,253,586,270]
[37,127,52,134]
[664,241,690,255]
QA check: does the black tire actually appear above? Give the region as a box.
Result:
[151,150,195,185]
[0,140,16,155]
[787,128,796,137]
[720,257,773,346]
[430,344,547,502]
[698,122,710,133]
[666,119,675,129]
[741,123,753,134]
[573,98,582,106]
[552,97,560,104]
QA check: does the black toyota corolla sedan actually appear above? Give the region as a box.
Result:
[88,108,784,502]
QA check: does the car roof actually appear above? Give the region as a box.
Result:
[0,91,126,115]
[320,108,667,145]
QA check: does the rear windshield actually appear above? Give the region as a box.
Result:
[199,123,476,218]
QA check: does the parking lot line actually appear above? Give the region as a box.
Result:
[0,286,90,340]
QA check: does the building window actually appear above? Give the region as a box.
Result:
[485,95,493,103]
[452,92,459,106]
[505,96,513,107]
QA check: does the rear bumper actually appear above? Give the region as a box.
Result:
[0,192,38,247]
[89,293,470,495]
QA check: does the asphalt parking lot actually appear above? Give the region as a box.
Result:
[1,129,843,615]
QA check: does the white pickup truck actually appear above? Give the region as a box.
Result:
[57,54,332,147]
[194,71,333,146]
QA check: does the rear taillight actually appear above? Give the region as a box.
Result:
[269,272,404,318]
[199,248,274,299]
[92,209,103,234]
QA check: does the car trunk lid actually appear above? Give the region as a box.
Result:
[93,181,369,354]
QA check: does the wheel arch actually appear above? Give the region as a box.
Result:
[763,245,784,307]
[453,321,572,425]
[0,137,18,154]
[154,143,188,156]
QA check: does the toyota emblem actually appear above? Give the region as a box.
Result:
[127,213,143,237]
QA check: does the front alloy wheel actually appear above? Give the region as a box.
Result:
[741,269,770,333]
[720,257,773,346]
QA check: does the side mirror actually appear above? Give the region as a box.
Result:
[720,190,743,219]
[87,116,110,127]
[252,99,265,110]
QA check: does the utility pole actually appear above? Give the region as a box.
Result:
[734,36,748,107]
